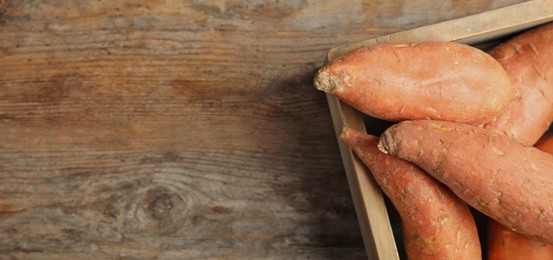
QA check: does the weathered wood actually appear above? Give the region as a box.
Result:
[0,0,528,258]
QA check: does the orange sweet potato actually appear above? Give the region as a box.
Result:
[483,22,553,146]
[313,42,514,124]
[487,218,553,260]
[487,134,553,260]
[483,22,553,259]
[378,120,553,244]
[340,127,481,259]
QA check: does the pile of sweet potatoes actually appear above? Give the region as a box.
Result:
[314,22,553,259]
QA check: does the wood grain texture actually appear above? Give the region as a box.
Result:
[0,0,528,258]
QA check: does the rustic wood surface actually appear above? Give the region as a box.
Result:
[0,1,528,259]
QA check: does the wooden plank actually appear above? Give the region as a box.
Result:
[326,95,399,260]
[329,0,553,60]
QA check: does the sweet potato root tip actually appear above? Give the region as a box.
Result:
[339,127,349,139]
[377,131,393,155]
[313,71,341,93]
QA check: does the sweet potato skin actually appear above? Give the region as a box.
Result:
[340,127,481,260]
[482,22,553,254]
[483,22,553,145]
[378,120,553,244]
[313,42,514,124]
[487,134,553,260]
[487,218,553,260]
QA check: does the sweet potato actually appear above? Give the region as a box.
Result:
[377,120,553,244]
[313,41,514,124]
[487,218,553,260]
[340,127,481,259]
[483,22,553,258]
[483,22,553,146]
[487,134,553,259]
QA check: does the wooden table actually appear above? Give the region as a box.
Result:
[0,1,528,258]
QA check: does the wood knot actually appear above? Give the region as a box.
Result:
[141,187,198,235]
[147,193,181,222]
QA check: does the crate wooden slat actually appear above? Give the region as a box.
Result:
[325,0,553,258]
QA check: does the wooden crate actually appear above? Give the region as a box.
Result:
[324,1,553,259]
